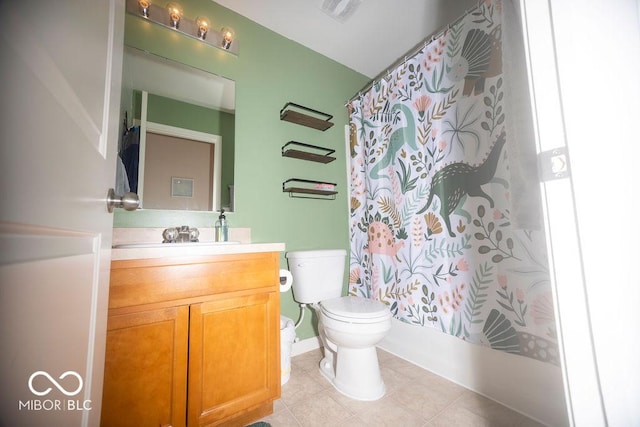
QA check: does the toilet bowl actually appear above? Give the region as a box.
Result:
[286,250,392,401]
[317,296,391,400]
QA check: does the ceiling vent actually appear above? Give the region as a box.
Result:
[321,0,362,22]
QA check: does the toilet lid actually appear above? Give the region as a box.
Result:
[320,296,390,321]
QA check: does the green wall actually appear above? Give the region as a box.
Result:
[114,0,370,339]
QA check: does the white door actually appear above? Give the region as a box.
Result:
[0,1,124,426]
[521,0,640,425]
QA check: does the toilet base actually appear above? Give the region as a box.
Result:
[319,346,386,401]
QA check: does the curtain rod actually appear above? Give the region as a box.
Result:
[346,0,484,105]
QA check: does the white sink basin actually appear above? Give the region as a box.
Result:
[114,241,241,249]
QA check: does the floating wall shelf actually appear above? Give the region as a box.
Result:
[282,141,336,163]
[280,103,334,131]
[283,179,337,200]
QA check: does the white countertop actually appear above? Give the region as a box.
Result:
[111,242,286,261]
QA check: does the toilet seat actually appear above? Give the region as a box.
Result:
[320,296,391,324]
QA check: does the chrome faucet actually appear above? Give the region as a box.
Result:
[162,226,199,243]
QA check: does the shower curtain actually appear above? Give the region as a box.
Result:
[348,0,559,365]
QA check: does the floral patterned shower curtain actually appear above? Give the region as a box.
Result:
[348,0,559,365]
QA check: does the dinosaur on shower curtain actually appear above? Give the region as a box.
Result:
[416,129,506,237]
[348,0,559,365]
[368,103,418,179]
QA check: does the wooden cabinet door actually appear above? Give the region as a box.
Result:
[101,306,189,427]
[188,292,280,426]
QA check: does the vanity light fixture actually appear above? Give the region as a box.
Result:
[138,0,151,17]
[166,2,182,29]
[220,27,234,49]
[195,16,210,40]
[125,0,238,55]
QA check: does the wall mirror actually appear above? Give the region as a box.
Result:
[118,45,236,212]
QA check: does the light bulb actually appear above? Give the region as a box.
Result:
[166,2,182,29]
[138,0,151,17]
[220,27,234,49]
[195,16,210,40]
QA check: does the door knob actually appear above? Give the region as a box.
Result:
[106,188,140,213]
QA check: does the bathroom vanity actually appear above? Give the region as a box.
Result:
[101,243,284,427]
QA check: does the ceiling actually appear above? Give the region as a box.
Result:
[213,0,478,78]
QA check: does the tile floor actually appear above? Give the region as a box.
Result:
[256,348,546,427]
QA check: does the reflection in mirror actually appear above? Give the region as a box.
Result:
[141,119,221,211]
[117,46,236,211]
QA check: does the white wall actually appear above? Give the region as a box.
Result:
[379,320,568,426]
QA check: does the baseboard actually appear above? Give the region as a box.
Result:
[291,336,321,357]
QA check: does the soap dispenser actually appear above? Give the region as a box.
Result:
[214,209,228,242]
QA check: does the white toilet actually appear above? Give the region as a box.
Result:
[286,249,391,401]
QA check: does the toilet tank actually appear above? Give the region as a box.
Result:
[286,249,347,304]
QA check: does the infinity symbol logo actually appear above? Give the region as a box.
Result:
[28,371,83,396]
